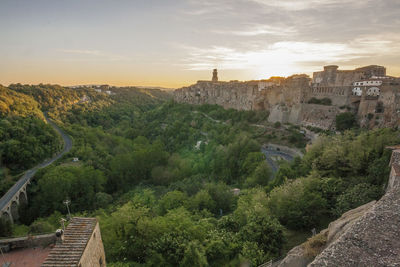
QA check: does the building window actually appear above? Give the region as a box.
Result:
[99,257,103,266]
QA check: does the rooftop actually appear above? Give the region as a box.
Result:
[42,217,97,267]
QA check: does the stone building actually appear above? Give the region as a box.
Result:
[42,217,106,267]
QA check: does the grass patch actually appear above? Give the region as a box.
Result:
[303,231,327,259]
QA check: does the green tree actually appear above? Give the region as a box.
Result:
[158,190,188,215]
[0,218,12,237]
[187,190,216,213]
[335,183,381,215]
[267,178,328,229]
[239,212,285,255]
[335,112,357,131]
[31,166,105,216]
[180,240,208,267]
[245,161,272,187]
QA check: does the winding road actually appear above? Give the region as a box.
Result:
[261,147,295,174]
[0,116,72,212]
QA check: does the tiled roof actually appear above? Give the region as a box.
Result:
[42,217,97,267]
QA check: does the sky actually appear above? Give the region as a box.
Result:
[0,0,399,88]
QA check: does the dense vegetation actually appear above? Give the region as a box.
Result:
[0,85,44,118]
[8,83,112,115]
[307,97,332,106]
[0,85,65,195]
[1,84,398,266]
[335,112,357,131]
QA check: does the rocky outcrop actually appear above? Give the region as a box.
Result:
[278,148,400,267]
[325,201,376,244]
[278,245,311,267]
[277,201,375,267]
[309,185,400,266]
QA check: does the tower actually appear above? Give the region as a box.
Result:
[212,69,218,82]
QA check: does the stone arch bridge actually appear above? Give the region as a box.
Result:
[0,170,32,223]
[0,117,72,223]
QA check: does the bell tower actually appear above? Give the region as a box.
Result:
[212,69,218,82]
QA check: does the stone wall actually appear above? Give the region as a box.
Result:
[174,81,258,110]
[298,104,340,130]
[358,83,400,128]
[0,233,56,252]
[306,86,353,107]
[387,149,400,192]
[78,222,106,267]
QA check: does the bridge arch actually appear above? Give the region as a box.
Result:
[19,191,27,205]
[2,211,12,223]
[10,201,19,222]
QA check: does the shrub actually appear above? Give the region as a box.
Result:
[267,178,328,230]
[0,218,12,237]
[29,221,54,234]
[335,183,381,215]
[308,97,332,106]
[303,231,327,258]
[335,112,357,131]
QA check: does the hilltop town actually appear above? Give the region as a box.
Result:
[174,65,400,130]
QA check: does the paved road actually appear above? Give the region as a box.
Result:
[0,116,72,211]
[261,148,295,175]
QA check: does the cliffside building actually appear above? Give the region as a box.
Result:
[174,66,400,130]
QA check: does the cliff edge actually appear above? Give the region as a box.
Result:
[279,147,400,267]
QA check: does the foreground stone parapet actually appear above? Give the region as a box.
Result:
[278,148,400,267]
[308,148,400,266]
[309,185,400,266]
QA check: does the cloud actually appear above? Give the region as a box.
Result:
[250,0,371,11]
[180,0,237,16]
[213,24,297,36]
[179,36,400,77]
[176,0,400,78]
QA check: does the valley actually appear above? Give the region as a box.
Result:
[0,83,398,266]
